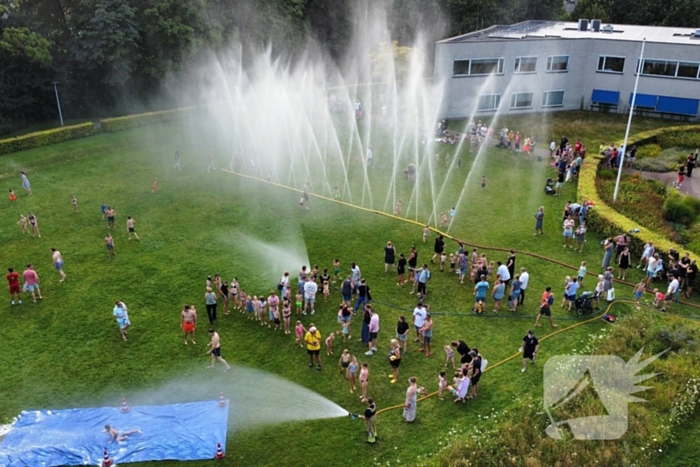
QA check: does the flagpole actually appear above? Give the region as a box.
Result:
[613,38,646,203]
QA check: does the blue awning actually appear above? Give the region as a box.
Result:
[629,93,658,108]
[656,96,699,116]
[591,89,619,105]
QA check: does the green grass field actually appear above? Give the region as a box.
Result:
[0,115,698,466]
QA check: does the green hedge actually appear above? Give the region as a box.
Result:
[578,125,700,262]
[0,123,95,156]
[100,106,203,133]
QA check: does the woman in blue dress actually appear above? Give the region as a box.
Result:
[534,206,544,235]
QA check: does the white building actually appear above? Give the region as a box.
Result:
[434,20,700,120]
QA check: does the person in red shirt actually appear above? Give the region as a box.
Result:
[534,286,558,328]
[7,268,21,305]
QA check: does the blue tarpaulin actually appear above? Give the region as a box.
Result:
[0,400,229,466]
[629,93,658,108]
[591,89,620,105]
[656,96,699,116]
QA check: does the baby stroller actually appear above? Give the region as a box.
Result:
[544,178,555,195]
[575,291,595,315]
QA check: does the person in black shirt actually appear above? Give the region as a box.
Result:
[408,246,418,279]
[397,253,407,286]
[396,316,410,352]
[686,260,698,298]
[560,136,568,152]
[359,398,377,443]
[354,279,371,312]
[469,350,482,399]
[521,330,539,373]
[341,276,352,307]
[506,250,516,281]
[431,235,445,263]
[451,340,471,365]
[384,241,396,273]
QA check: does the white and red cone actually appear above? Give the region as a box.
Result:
[218,392,226,408]
[102,448,114,466]
[215,442,225,459]
[120,398,130,413]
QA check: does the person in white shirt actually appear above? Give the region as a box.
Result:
[663,277,680,312]
[412,302,427,344]
[303,279,318,315]
[496,261,511,285]
[645,254,659,286]
[518,267,529,306]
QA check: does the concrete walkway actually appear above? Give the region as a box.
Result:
[622,168,700,198]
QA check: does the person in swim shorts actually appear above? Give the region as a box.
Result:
[181,304,197,345]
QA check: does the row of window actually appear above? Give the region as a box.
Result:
[477,90,565,111]
[453,55,569,77]
[453,55,700,80]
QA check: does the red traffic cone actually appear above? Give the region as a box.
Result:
[218,392,226,408]
[102,448,114,466]
[215,442,225,459]
[120,397,130,413]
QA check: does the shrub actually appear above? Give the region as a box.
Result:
[658,131,700,150]
[598,168,616,180]
[663,193,696,226]
[637,144,662,158]
[100,106,203,133]
[683,195,700,217]
[0,123,95,156]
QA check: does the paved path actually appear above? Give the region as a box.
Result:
[623,168,700,198]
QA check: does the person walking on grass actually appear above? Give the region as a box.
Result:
[51,248,67,282]
[534,206,544,235]
[412,302,427,346]
[206,328,231,372]
[72,195,78,213]
[205,286,217,324]
[20,171,31,195]
[105,233,116,258]
[151,179,157,193]
[563,215,575,248]
[575,222,587,252]
[305,325,322,371]
[354,278,371,313]
[17,214,28,234]
[113,301,130,341]
[634,280,646,309]
[181,304,197,345]
[7,268,22,305]
[534,287,557,328]
[396,315,409,353]
[518,267,529,307]
[358,398,377,444]
[106,207,116,229]
[126,216,140,240]
[384,241,396,273]
[28,212,40,237]
[22,264,42,302]
[521,330,539,373]
[303,277,318,315]
[618,246,631,280]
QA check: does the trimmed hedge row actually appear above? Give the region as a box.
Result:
[578,125,700,262]
[0,123,96,156]
[100,106,203,133]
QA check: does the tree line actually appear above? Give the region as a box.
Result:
[0,0,695,135]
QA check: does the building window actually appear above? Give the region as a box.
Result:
[542,90,565,107]
[477,94,501,111]
[510,92,534,109]
[677,62,700,79]
[452,58,505,77]
[546,55,569,72]
[643,59,677,77]
[597,56,625,73]
[637,58,700,80]
[514,56,537,74]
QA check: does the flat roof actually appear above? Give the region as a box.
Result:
[438,20,700,46]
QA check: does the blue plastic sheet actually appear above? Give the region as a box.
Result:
[0,400,229,466]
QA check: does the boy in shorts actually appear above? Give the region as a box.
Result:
[126,216,139,240]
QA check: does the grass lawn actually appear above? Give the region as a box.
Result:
[0,113,698,466]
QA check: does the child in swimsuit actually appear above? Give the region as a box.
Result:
[339,349,351,374]
[444,345,455,368]
[438,371,447,400]
[246,295,253,319]
[9,190,17,201]
[295,292,303,314]
[333,259,340,282]
[422,225,430,243]
[295,321,305,347]
[347,356,358,393]
[282,298,292,334]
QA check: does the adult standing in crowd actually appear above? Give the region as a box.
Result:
[384,241,396,273]
[506,250,516,282]
[354,278,371,312]
[303,277,318,315]
[365,307,379,356]
[412,302,426,345]
[685,259,697,298]
[396,315,410,353]
[408,246,418,280]
[419,313,433,356]
[451,339,472,365]
[403,377,419,423]
[602,238,614,271]
[518,267,529,307]
[305,325,322,371]
[534,206,544,235]
[474,274,489,313]
[468,350,482,399]
[341,276,352,306]
[361,305,372,346]
[618,246,631,280]
[497,261,511,286]
[388,339,402,384]
[204,286,217,324]
[534,287,557,328]
[113,300,130,341]
[431,235,445,264]
[417,264,431,298]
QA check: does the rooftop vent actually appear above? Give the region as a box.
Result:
[578,19,589,32]
[591,19,601,32]
[602,24,614,33]
[694,29,700,37]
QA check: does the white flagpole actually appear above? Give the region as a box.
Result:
[613,38,646,203]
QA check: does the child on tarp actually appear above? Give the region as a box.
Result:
[105,424,141,443]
